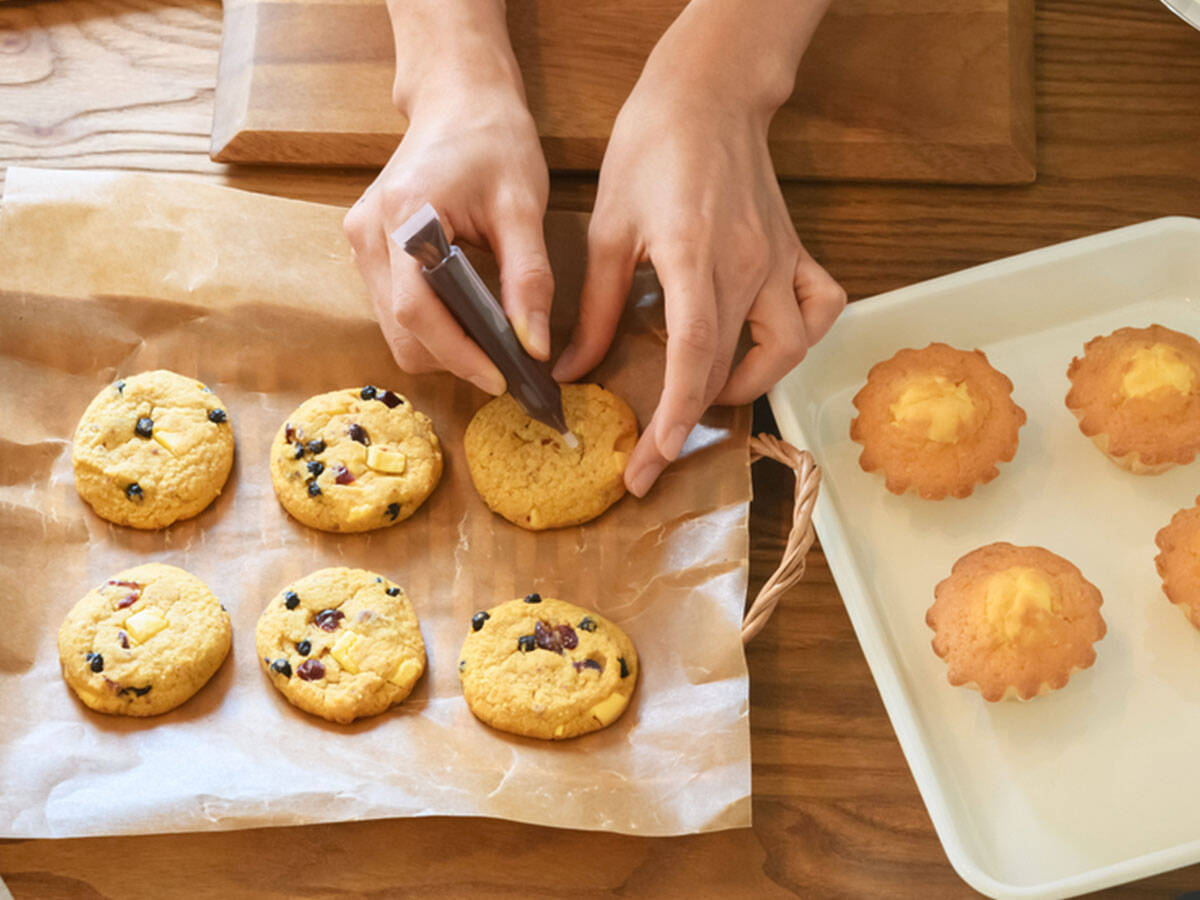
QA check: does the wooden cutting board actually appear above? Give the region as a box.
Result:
[211,0,1035,184]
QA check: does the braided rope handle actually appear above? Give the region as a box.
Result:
[742,434,822,643]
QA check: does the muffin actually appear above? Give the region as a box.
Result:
[851,343,1026,499]
[1155,496,1200,629]
[927,543,1106,701]
[1065,325,1200,473]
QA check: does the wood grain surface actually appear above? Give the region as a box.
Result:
[1,0,1200,896]
[209,0,1037,184]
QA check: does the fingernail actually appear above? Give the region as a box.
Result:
[551,346,577,381]
[627,459,667,498]
[660,424,691,462]
[526,311,550,360]
[469,371,507,396]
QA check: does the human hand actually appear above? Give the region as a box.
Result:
[344,86,553,395]
[553,69,845,497]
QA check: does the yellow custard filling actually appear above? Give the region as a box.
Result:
[983,567,1060,644]
[890,374,977,443]
[1121,344,1196,399]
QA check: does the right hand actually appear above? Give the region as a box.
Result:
[343,87,554,395]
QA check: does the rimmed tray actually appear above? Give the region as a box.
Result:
[768,217,1200,898]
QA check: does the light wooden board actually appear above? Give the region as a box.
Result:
[210,0,1037,184]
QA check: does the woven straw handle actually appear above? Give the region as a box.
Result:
[742,434,822,643]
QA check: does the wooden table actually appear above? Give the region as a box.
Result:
[2,0,1199,895]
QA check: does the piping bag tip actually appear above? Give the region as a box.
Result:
[561,430,580,450]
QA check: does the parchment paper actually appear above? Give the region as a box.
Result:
[0,167,752,838]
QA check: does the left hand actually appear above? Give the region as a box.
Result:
[552,72,846,497]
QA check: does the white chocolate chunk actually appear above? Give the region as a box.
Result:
[366,446,407,474]
[152,430,185,455]
[330,632,360,674]
[588,691,629,727]
[390,658,422,689]
[125,607,168,643]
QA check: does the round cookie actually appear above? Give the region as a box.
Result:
[255,567,426,724]
[58,563,232,717]
[458,594,638,740]
[464,384,637,530]
[270,387,442,533]
[72,370,235,529]
[1155,496,1200,629]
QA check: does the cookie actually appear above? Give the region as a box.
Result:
[464,384,637,530]
[72,370,235,529]
[269,386,443,533]
[927,543,1106,701]
[1155,496,1200,629]
[851,344,1026,499]
[255,567,426,724]
[1065,325,1200,473]
[58,563,232,717]
[458,595,638,740]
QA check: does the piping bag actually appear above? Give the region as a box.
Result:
[392,203,578,447]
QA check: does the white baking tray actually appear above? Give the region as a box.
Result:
[768,217,1200,899]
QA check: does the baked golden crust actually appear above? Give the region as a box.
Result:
[1065,325,1200,473]
[850,344,1026,499]
[1155,496,1200,629]
[927,543,1106,702]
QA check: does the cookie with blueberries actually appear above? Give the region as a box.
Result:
[269,387,442,533]
[255,567,426,724]
[72,370,235,529]
[458,594,638,740]
[58,563,232,717]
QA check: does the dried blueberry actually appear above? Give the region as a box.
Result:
[296,639,311,656]
[118,630,130,649]
[284,590,300,610]
[125,482,143,500]
[270,658,292,677]
[377,389,403,408]
[306,460,324,477]
[384,502,400,520]
[573,659,603,673]
[208,408,227,424]
[119,684,152,697]
[578,617,597,632]
[348,423,370,446]
[619,657,629,678]
[360,385,377,400]
[115,380,126,394]
[307,439,326,455]
[386,586,400,597]
[535,620,578,654]
[297,658,325,681]
[314,608,344,632]
[307,480,322,497]
[524,593,542,604]
[86,652,104,673]
[293,442,306,459]
[517,635,536,653]
[458,659,466,672]
[135,417,154,438]
[471,611,490,632]
[335,464,355,485]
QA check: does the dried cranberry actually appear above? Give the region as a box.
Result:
[573,659,602,673]
[384,502,399,520]
[307,439,325,455]
[106,579,140,589]
[619,657,629,678]
[471,611,490,632]
[517,635,536,653]
[334,464,355,485]
[208,409,227,424]
[314,608,344,631]
[117,631,129,649]
[135,417,153,438]
[86,652,104,673]
[119,684,152,697]
[377,390,403,408]
[348,423,370,445]
[284,423,298,442]
[296,640,311,656]
[297,658,325,681]
[360,385,377,400]
[269,658,292,677]
[117,593,138,608]
[306,460,324,477]
[578,617,597,632]
[125,482,143,500]
[307,481,322,497]
[534,621,578,654]
[283,590,300,610]
[386,586,400,597]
